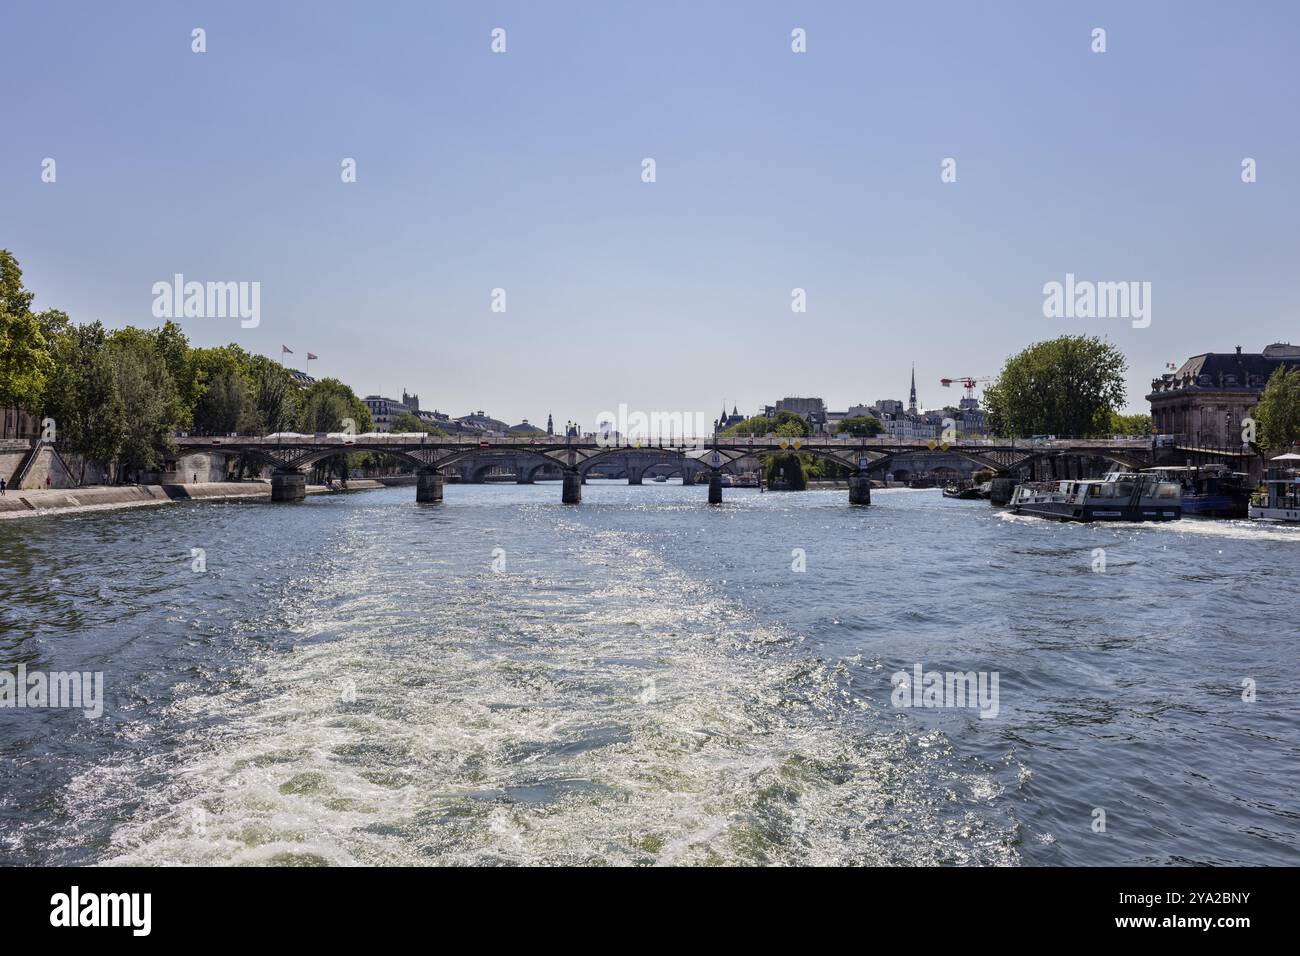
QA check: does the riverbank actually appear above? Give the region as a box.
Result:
[0,479,390,519]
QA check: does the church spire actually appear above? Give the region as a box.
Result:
[908,365,918,414]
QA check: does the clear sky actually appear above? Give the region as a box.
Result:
[4,1,1298,427]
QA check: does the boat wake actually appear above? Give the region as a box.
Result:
[73,511,1020,866]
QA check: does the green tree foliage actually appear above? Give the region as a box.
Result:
[835,415,886,437]
[1254,366,1300,452]
[766,454,807,489]
[1108,411,1153,437]
[722,411,826,483]
[246,354,300,434]
[153,320,194,428]
[299,378,373,434]
[298,379,374,482]
[389,410,445,435]
[983,335,1128,438]
[189,346,255,435]
[723,410,812,438]
[43,322,125,482]
[0,249,67,412]
[107,328,181,477]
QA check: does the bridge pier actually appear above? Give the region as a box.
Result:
[627,467,644,486]
[515,466,533,484]
[848,473,871,506]
[270,468,306,502]
[416,469,444,503]
[562,470,582,504]
[989,476,1019,506]
[681,470,695,486]
[707,470,723,505]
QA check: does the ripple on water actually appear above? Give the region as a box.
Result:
[61,510,1021,867]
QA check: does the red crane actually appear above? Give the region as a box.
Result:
[939,376,992,401]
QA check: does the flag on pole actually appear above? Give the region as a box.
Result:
[307,352,318,361]
[281,345,294,355]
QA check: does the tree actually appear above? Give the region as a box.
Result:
[1254,366,1300,452]
[983,335,1128,438]
[766,454,808,489]
[299,378,372,434]
[107,328,180,478]
[43,321,124,483]
[0,249,67,413]
[836,415,886,438]
[1108,411,1153,437]
[723,410,812,438]
[299,379,374,482]
[389,411,444,435]
[189,346,255,435]
[152,320,194,428]
[722,411,824,484]
[246,354,300,434]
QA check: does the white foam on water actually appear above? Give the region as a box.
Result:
[76,510,1018,866]
[997,507,1300,545]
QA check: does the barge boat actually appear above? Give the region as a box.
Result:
[1009,471,1182,522]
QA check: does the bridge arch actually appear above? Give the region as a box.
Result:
[575,446,695,477]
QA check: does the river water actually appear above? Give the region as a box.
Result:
[1,481,1296,866]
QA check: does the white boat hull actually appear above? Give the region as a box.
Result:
[1249,505,1300,522]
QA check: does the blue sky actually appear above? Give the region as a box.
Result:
[3,0,1298,425]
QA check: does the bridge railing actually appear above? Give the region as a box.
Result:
[174,433,1156,451]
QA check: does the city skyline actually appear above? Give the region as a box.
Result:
[5,1,1298,424]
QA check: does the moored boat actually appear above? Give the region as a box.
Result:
[1010,471,1181,522]
[1249,453,1300,522]
[1142,465,1252,518]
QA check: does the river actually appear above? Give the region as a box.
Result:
[1,482,1296,865]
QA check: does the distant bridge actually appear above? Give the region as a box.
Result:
[175,434,1161,505]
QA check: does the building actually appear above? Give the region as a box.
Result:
[1147,343,1300,446]
[774,397,826,420]
[825,410,849,431]
[363,395,413,432]
[956,397,988,436]
[716,404,746,432]
[1,405,41,440]
[883,415,936,440]
[287,369,316,389]
[418,408,460,432]
[456,411,509,436]
[508,420,546,435]
[769,397,827,432]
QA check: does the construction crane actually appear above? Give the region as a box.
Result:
[939,376,992,401]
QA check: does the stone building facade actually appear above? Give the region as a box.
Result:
[1147,343,1300,447]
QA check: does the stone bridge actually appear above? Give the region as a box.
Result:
[174,434,1158,506]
